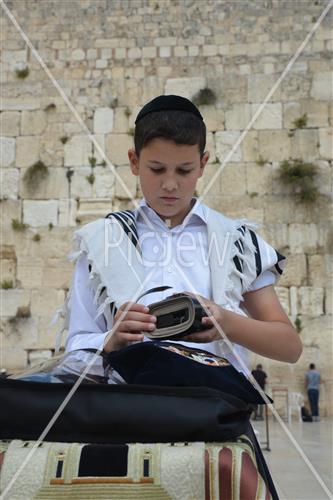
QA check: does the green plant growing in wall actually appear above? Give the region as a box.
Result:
[23,161,49,190]
[32,233,41,242]
[11,219,29,231]
[294,315,302,333]
[48,223,54,231]
[256,155,268,166]
[60,136,69,144]
[292,113,308,129]
[44,103,56,112]
[98,159,107,167]
[277,159,319,203]
[128,127,135,136]
[86,173,95,185]
[9,305,31,324]
[192,88,217,106]
[1,280,13,289]
[15,65,29,79]
[124,107,132,117]
[89,156,97,168]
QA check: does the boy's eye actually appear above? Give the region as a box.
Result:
[150,168,164,174]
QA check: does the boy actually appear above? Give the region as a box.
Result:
[66,95,302,371]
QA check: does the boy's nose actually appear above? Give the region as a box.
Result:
[161,177,178,191]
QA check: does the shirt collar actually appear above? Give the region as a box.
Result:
[135,197,207,229]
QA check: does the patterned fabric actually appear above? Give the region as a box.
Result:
[1,438,272,500]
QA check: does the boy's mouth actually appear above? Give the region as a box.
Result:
[160,196,179,203]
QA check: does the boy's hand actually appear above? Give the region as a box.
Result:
[181,292,225,343]
[103,302,156,352]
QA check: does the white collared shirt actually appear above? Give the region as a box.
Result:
[67,198,276,369]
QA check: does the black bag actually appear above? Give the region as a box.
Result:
[0,377,252,444]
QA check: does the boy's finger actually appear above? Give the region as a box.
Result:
[120,320,156,332]
[119,302,149,312]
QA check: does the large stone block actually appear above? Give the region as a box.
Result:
[308,254,332,287]
[1,347,28,370]
[291,129,319,162]
[115,165,138,199]
[64,135,92,167]
[1,259,16,284]
[311,72,333,100]
[29,349,53,366]
[41,259,72,289]
[1,97,41,111]
[1,137,16,167]
[16,136,40,167]
[76,198,114,223]
[16,257,44,288]
[94,166,116,198]
[288,223,326,254]
[247,75,281,102]
[1,168,19,200]
[219,162,247,196]
[319,128,333,160]
[241,131,258,162]
[199,105,224,132]
[93,107,114,134]
[278,253,307,287]
[164,77,206,100]
[1,111,20,136]
[70,166,94,199]
[21,110,47,136]
[225,104,251,131]
[3,316,38,349]
[252,103,282,130]
[1,289,31,318]
[113,107,130,133]
[106,134,134,165]
[31,289,65,317]
[283,101,329,129]
[298,287,324,316]
[58,199,77,227]
[20,167,68,199]
[23,200,58,227]
[246,162,273,195]
[258,130,291,161]
[215,131,242,163]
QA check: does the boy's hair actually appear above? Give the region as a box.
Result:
[309,363,316,369]
[134,109,206,157]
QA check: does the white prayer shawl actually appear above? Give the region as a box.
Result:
[55,203,285,371]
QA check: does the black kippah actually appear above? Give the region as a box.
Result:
[135,95,203,124]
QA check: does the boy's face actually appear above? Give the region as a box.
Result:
[128,138,209,227]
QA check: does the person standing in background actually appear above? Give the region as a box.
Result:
[251,364,268,420]
[305,363,321,421]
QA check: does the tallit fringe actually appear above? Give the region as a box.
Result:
[53,233,118,352]
[224,220,260,305]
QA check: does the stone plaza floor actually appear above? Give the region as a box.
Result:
[252,417,333,500]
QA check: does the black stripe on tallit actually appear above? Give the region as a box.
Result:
[116,211,139,242]
[274,250,285,275]
[106,212,139,249]
[249,229,262,278]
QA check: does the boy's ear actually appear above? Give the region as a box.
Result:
[128,148,139,176]
[199,151,210,177]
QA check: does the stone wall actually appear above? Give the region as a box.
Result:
[1,0,332,414]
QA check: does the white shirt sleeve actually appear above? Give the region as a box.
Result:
[66,254,109,352]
